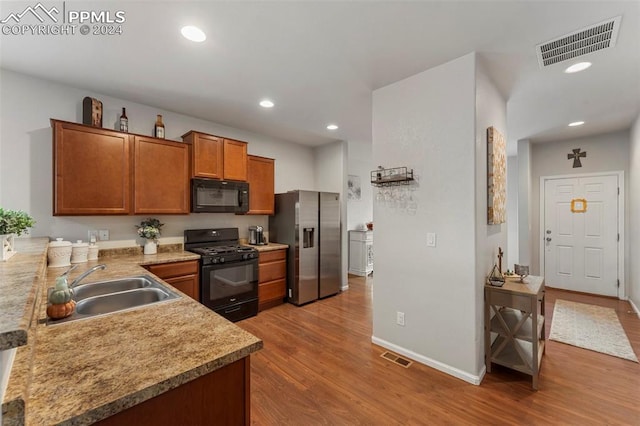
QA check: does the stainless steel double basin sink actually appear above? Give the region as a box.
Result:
[48,275,180,325]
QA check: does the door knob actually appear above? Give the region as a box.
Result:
[546,237,552,242]
[546,230,552,234]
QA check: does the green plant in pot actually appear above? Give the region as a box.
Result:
[136,217,163,255]
[0,208,36,261]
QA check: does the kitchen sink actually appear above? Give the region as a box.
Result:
[73,275,158,301]
[75,288,172,315]
[47,275,180,325]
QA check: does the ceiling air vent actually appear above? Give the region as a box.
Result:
[536,16,621,68]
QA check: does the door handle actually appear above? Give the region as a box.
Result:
[546,237,552,242]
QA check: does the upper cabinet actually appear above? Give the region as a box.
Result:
[134,136,190,214]
[223,139,248,181]
[52,119,189,216]
[246,155,275,215]
[52,120,132,215]
[183,131,247,181]
[183,131,223,179]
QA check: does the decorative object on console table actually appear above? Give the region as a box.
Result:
[514,264,529,283]
[154,114,165,138]
[487,126,506,224]
[82,96,103,127]
[119,107,128,132]
[136,217,164,254]
[0,208,35,261]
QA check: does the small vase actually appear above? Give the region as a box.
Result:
[143,240,157,255]
[1,234,16,261]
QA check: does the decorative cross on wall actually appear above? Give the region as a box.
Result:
[568,148,587,168]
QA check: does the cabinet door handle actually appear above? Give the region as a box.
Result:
[225,306,241,314]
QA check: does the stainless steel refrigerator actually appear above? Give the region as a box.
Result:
[269,190,341,305]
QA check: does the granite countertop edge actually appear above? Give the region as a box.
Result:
[3,242,263,425]
[244,242,289,252]
[64,340,263,426]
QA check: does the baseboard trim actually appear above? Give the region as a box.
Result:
[629,298,640,318]
[371,336,483,385]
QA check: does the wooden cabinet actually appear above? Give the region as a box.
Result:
[348,231,373,276]
[144,260,199,301]
[96,357,250,426]
[223,139,248,181]
[183,131,248,181]
[484,275,545,389]
[52,119,191,216]
[134,136,190,214]
[52,119,132,215]
[246,155,275,215]
[183,131,223,179]
[258,249,286,311]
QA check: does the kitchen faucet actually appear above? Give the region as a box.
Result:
[70,264,107,288]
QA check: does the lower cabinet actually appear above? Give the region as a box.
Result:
[348,230,373,276]
[144,260,199,301]
[258,249,286,311]
[95,357,250,426]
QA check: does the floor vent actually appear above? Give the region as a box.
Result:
[380,351,413,368]
[536,16,621,68]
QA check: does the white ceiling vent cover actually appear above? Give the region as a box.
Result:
[536,16,621,68]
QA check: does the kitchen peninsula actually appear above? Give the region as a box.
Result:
[1,239,262,425]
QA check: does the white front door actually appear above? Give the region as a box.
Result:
[543,175,619,297]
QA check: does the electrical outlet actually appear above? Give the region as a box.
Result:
[427,232,436,247]
[396,311,405,326]
[88,230,98,243]
[98,229,109,241]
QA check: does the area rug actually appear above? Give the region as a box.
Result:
[549,299,638,362]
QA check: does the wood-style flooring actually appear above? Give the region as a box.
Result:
[240,276,640,425]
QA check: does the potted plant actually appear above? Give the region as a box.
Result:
[0,208,36,261]
[136,217,163,255]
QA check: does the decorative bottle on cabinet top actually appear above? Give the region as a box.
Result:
[119,107,128,132]
[154,114,165,138]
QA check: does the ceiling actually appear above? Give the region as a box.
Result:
[1,1,639,156]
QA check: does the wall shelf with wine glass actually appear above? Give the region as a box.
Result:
[370,166,414,187]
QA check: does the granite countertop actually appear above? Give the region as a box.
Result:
[244,242,289,252]
[0,237,49,351]
[2,242,263,425]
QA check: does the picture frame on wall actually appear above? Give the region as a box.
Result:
[487,126,506,225]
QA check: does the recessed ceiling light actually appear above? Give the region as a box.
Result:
[326,124,338,130]
[259,100,274,108]
[564,62,592,73]
[181,26,206,42]
[568,121,585,127]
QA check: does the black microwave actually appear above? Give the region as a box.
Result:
[191,178,249,213]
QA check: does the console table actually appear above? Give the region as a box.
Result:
[484,275,545,389]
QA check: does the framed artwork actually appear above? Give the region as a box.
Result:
[348,175,361,200]
[487,126,506,224]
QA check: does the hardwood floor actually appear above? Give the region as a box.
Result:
[240,276,640,425]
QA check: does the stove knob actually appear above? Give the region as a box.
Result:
[220,257,225,263]
[211,258,218,264]
[242,254,248,260]
[249,253,255,259]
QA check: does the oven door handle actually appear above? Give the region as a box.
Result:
[224,306,242,314]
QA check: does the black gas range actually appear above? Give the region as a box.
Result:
[184,228,259,322]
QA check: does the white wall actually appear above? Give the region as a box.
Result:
[372,53,482,383]
[530,130,630,278]
[517,139,532,267]
[346,140,373,231]
[474,59,508,374]
[506,156,519,268]
[629,114,640,312]
[0,69,316,244]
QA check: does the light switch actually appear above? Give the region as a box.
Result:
[427,232,436,247]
